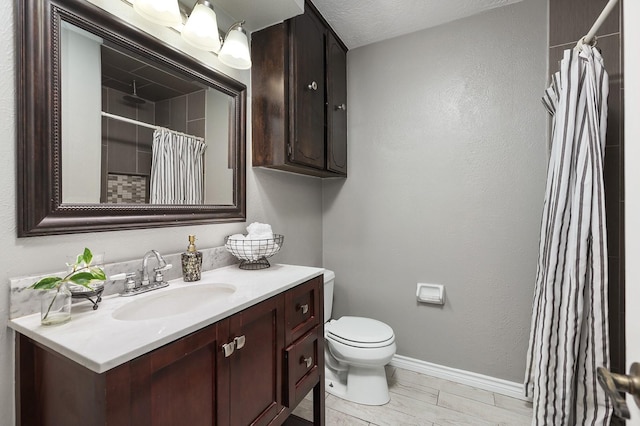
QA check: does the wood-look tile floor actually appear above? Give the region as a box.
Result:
[293,366,533,425]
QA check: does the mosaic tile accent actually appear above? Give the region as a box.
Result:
[9,246,238,319]
[106,173,147,204]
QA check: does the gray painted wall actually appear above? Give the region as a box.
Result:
[0,0,551,420]
[0,1,323,422]
[322,0,548,383]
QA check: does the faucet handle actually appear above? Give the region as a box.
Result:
[109,273,127,281]
[153,263,173,283]
[111,272,138,292]
[124,272,138,291]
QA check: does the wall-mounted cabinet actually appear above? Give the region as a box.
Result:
[251,0,348,178]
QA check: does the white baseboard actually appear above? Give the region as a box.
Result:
[390,354,531,401]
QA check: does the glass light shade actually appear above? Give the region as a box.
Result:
[132,0,181,27]
[181,4,221,52]
[218,27,252,70]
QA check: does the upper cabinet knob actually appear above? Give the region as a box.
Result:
[336,103,347,111]
[307,81,318,91]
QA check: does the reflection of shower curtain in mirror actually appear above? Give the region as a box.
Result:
[150,128,207,204]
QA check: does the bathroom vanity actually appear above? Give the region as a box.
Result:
[11,265,324,426]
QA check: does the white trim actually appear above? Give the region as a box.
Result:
[390,354,530,401]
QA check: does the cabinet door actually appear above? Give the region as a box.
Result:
[326,33,348,175]
[128,324,222,426]
[220,295,285,426]
[289,9,326,170]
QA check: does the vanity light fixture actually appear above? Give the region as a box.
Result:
[218,21,252,70]
[181,0,221,52]
[132,0,252,70]
[132,0,182,27]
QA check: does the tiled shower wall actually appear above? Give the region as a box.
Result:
[156,89,207,138]
[548,0,625,385]
[101,86,155,202]
[100,88,207,203]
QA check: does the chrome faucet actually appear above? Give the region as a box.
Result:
[116,250,172,297]
[141,250,169,286]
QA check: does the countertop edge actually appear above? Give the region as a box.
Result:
[9,264,324,374]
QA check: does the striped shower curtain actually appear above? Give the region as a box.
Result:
[150,128,207,204]
[524,46,611,425]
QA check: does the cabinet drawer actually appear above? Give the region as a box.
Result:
[283,327,320,407]
[285,276,322,343]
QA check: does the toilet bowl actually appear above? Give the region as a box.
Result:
[323,270,396,405]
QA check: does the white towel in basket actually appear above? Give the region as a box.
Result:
[246,222,273,239]
[246,222,275,258]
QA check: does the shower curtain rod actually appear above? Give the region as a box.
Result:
[101,111,204,141]
[101,111,157,130]
[576,0,619,50]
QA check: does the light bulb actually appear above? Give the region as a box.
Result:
[219,25,251,70]
[182,3,221,52]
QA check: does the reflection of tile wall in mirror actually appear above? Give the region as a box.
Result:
[187,90,207,138]
[104,87,147,179]
[106,174,147,204]
[102,87,210,200]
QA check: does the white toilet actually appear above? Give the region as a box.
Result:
[323,270,396,405]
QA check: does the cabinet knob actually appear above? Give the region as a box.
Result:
[297,303,309,315]
[307,81,318,91]
[222,341,235,358]
[335,103,347,111]
[301,356,313,369]
[233,335,246,350]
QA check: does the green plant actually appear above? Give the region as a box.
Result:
[30,248,106,321]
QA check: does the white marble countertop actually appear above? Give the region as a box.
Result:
[8,264,324,374]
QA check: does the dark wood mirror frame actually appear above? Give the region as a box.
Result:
[17,0,247,237]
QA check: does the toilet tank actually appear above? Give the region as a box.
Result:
[323,269,335,321]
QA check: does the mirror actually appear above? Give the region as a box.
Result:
[17,0,246,237]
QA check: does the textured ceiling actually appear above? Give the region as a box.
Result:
[312,0,522,49]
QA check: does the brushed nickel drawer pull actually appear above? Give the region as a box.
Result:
[297,303,309,315]
[336,103,347,111]
[234,335,246,350]
[222,341,235,358]
[307,81,318,91]
[301,356,313,368]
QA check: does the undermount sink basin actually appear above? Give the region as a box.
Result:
[112,283,236,321]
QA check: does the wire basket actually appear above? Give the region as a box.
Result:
[225,234,284,270]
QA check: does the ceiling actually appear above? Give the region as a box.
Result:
[177,0,522,50]
[307,0,522,49]
[101,44,203,102]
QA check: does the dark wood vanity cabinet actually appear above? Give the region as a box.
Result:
[251,1,348,178]
[15,277,324,426]
[222,296,284,425]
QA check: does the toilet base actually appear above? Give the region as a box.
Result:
[325,365,390,406]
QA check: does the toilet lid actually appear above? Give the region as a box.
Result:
[326,316,394,346]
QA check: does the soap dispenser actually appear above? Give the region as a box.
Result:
[181,235,202,282]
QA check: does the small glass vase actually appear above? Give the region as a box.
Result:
[40,284,72,326]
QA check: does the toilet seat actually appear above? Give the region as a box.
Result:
[326,316,395,348]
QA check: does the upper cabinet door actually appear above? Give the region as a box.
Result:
[326,33,347,175]
[289,10,326,170]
